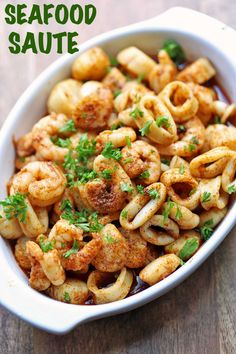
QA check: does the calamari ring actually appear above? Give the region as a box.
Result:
[189,147,236,179]
[222,155,236,193]
[160,168,200,210]
[199,176,228,210]
[158,81,199,122]
[119,182,166,230]
[87,267,133,304]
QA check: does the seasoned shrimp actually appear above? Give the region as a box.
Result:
[72,82,113,130]
[102,67,126,92]
[120,140,161,185]
[0,213,23,239]
[12,161,66,207]
[49,219,83,249]
[61,238,103,272]
[31,113,70,162]
[15,132,35,157]
[15,236,31,269]
[19,200,49,238]
[119,228,148,268]
[92,224,128,272]
[78,156,136,213]
[148,50,177,94]
[156,117,205,157]
[96,127,136,149]
[26,240,65,286]
[48,279,89,304]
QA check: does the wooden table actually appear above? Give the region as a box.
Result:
[0,1,236,353]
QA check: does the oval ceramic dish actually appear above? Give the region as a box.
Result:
[0,7,236,334]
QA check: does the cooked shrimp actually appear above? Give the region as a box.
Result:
[92,224,128,272]
[96,127,136,149]
[0,213,23,239]
[31,113,70,162]
[15,236,31,269]
[15,132,35,157]
[120,140,161,185]
[19,200,49,238]
[49,219,83,249]
[12,161,66,207]
[61,238,103,272]
[148,50,177,94]
[156,117,205,157]
[102,67,126,92]
[26,240,65,286]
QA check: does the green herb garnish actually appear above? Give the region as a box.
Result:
[148,189,160,200]
[162,39,186,65]
[130,107,144,119]
[64,292,71,303]
[179,238,199,260]
[120,183,134,193]
[39,236,53,253]
[125,136,132,147]
[179,164,185,175]
[139,170,150,179]
[64,240,80,258]
[101,169,112,180]
[139,120,153,136]
[200,219,214,241]
[102,142,122,161]
[228,185,236,194]
[156,116,170,128]
[59,119,77,133]
[136,73,145,84]
[137,185,145,195]
[121,210,128,219]
[201,192,211,203]
[0,193,28,222]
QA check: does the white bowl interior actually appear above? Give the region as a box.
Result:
[1,14,236,333]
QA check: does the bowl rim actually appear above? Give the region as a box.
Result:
[0,7,236,334]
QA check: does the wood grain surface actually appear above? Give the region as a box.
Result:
[0,1,236,353]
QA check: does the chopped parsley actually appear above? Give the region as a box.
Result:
[188,143,197,152]
[191,136,199,145]
[137,185,145,195]
[199,219,214,241]
[59,119,77,133]
[148,189,160,200]
[162,39,186,65]
[19,156,26,163]
[177,124,186,133]
[64,292,71,303]
[52,137,72,148]
[228,185,236,194]
[125,136,132,147]
[129,107,144,119]
[102,142,122,161]
[179,164,185,175]
[121,210,128,219]
[214,116,222,124]
[136,73,145,84]
[120,183,134,193]
[139,170,150,179]
[123,158,133,164]
[156,116,170,128]
[179,238,199,260]
[114,90,121,98]
[201,192,211,203]
[39,236,53,253]
[75,134,96,164]
[103,234,115,244]
[139,120,153,136]
[161,158,170,166]
[189,188,197,196]
[162,199,182,222]
[109,57,119,67]
[0,193,28,222]
[101,169,112,180]
[64,240,80,258]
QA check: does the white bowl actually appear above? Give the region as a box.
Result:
[0,7,236,334]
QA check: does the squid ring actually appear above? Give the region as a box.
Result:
[140,215,179,246]
[222,155,236,194]
[119,182,166,230]
[87,267,133,304]
[199,176,229,210]
[158,81,199,122]
[160,168,200,210]
[135,95,177,145]
[199,207,227,228]
[189,147,236,179]
[161,202,200,229]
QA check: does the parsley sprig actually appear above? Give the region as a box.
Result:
[199,219,214,241]
[102,142,122,161]
[0,193,28,222]
[59,119,77,133]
